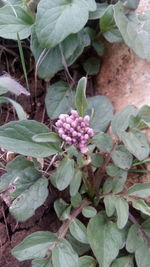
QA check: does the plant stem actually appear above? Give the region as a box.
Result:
[95,143,117,192]
[46,199,91,257]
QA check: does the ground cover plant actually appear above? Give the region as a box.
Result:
[0,0,150,266]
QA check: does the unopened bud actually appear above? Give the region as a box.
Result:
[84,115,90,123]
[81,146,88,154]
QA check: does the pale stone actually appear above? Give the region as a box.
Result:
[96,0,150,112]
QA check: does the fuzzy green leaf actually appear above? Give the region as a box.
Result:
[126,183,150,198]
[50,158,75,191]
[112,105,137,138]
[69,218,88,244]
[36,0,96,48]
[111,145,133,170]
[52,238,78,267]
[87,212,126,267]
[79,256,97,267]
[12,231,58,260]
[0,5,34,40]
[111,256,134,267]
[45,82,74,119]
[88,96,113,132]
[75,77,88,117]
[0,120,60,158]
[115,197,129,229]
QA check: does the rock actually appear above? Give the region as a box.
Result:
[96,0,150,112]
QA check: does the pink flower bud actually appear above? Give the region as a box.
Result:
[80,146,88,154]
[59,114,67,121]
[88,129,94,137]
[81,122,86,127]
[62,134,67,140]
[71,110,78,117]
[55,120,60,127]
[77,133,82,137]
[66,136,72,143]
[84,134,89,140]
[69,127,74,133]
[78,117,83,123]
[72,138,76,144]
[71,121,77,128]
[66,117,72,124]
[58,129,64,136]
[84,115,90,123]
[64,123,70,130]
[72,131,78,137]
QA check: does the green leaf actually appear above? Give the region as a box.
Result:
[32,132,61,143]
[102,178,113,194]
[100,5,116,33]
[93,133,113,152]
[142,218,150,238]
[83,57,100,75]
[87,212,126,267]
[0,75,29,96]
[69,218,88,244]
[132,200,150,216]
[66,233,90,256]
[31,28,88,79]
[126,224,143,253]
[126,183,150,198]
[36,0,96,48]
[70,169,82,196]
[111,256,134,267]
[50,158,74,191]
[52,238,79,267]
[135,243,150,267]
[92,40,104,56]
[0,156,41,193]
[91,153,104,168]
[54,198,71,221]
[115,198,129,229]
[112,105,137,138]
[79,256,97,267]
[106,164,127,193]
[71,193,82,208]
[82,206,97,218]
[10,178,48,221]
[138,105,150,127]
[0,5,34,40]
[45,82,74,119]
[121,130,150,161]
[114,2,150,60]
[89,3,108,20]
[75,77,88,117]
[87,95,114,132]
[111,145,133,170]
[12,231,58,260]
[0,120,60,158]
[103,28,123,43]
[0,97,26,120]
[104,195,116,217]
[121,0,140,9]
[32,257,53,267]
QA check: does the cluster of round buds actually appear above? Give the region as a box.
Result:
[55,110,94,154]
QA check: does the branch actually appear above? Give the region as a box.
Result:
[46,199,91,257]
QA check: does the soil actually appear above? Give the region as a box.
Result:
[0,1,150,266]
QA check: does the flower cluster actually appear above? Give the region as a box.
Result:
[55,110,94,154]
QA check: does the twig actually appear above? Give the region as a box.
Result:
[46,199,91,257]
[95,143,117,192]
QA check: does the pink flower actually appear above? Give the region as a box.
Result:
[55,110,94,154]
